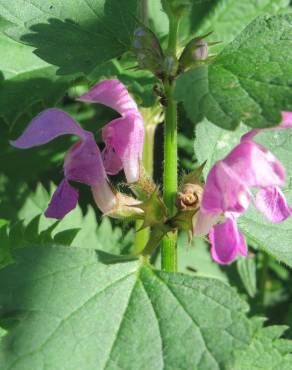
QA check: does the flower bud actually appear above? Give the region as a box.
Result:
[171,166,205,233]
[133,26,164,77]
[176,183,203,211]
[192,40,208,61]
[179,36,209,71]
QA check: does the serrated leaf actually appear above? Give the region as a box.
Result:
[198,0,290,51]
[0,0,138,75]
[178,233,228,281]
[0,33,70,126]
[237,256,257,298]
[0,245,255,370]
[176,14,292,130]
[194,118,292,267]
[148,0,288,49]
[17,183,134,254]
[232,324,292,369]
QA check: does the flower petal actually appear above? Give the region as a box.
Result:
[64,133,107,186]
[102,146,123,175]
[78,79,138,116]
[202,161,251,214]
[10,109,85,148]
[281,111,292,128]
[91,181,117,214]
[209,215,247,264]
[237,230,248,257]
[45,179,79,219]
[240,129,259,142]
[193,210,220,236]
[102,115,144,183]
[223,141,285,188]
[241,111,292,142]
[256,186,292,223]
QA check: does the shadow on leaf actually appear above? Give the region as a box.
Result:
[16,0,138,75]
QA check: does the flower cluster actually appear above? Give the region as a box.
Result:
[194,112,292,264]
[11,77,292,265]
[11,80,144,219]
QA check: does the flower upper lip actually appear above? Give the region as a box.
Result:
[78,79,144,183]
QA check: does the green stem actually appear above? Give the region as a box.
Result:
[161,16,180,272]
[139,0,149,26]
[163,82,178,215]
[167,17,180,56]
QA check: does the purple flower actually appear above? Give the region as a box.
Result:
[78,79,144,183]
[10,109,116,219]
[194,112,292,264]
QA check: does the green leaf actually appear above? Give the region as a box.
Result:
[177,233,228,281]
[176,14,292,130]
[194,118,292,267]
[0,326,6,339]
[17,183,134,254]
[0,245,254,369]
[0,33,70,126]
[0,0,139,75]
[233,322,292,369]
[197,0,290,51]
[0,223,13,270]
[148,0,288,48]
[237,257,257,298]
[0,15,12,30]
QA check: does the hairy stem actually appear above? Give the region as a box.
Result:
[161,16,180,272]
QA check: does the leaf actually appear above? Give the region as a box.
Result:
[237,257,257,298]
[0,223,13,270]
[197,0,290,51]
[0,244,255,370]
[232,321,292,369]
[175,14,292,130]
[148,0,288,48]
[0,0,139,75]
[194,118,292,267]
[0,326,6,339]
[17,183,134,253]
[0,33,70,126]
[178,234,228,281]
[0,15,12,30]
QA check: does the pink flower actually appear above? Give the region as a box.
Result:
[78,80,144,183]
[194,112,292,264]
[10,79,145,219]
[11,109,116,219]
